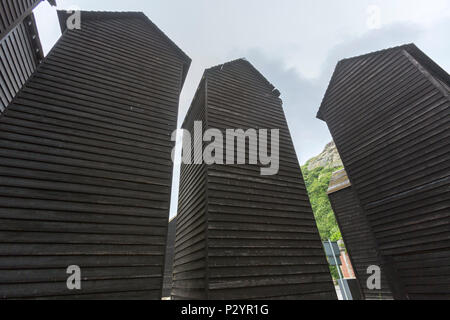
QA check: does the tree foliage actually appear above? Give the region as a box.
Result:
[302,164,343,242]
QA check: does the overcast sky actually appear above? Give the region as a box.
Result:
[34,0,449,218]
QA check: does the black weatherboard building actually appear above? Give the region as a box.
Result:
[162,217,177,298]
[328,169,393,300]
[173,59,337,300]
[0,10,190,299]
[318,44,450,300]
[0,0,56,112]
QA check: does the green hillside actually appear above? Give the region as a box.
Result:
[301,142,343,242]
[302,165,342,241]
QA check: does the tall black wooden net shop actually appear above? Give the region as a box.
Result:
[319,44,450,300]
[328,169,393,300]
[0,10,190,299]
[173,59,337,300]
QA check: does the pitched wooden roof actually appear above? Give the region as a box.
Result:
[57,10,191,85]
[317,43,449,120]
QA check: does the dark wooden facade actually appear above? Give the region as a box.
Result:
[328,169,393,300]
[318,44,449,300]
[0,1,54,40]
[173,59,336,300]
[162,217,177,298]
[0,11,190,299]
[0,0,55,112]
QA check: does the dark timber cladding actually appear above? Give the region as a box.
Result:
[328,170,393,300]
[0,11,190,299]
[162,217,177,298]
[173,59,337,300]
[0,1,55,112]
[318,44,450,300]
[0,1,55,40]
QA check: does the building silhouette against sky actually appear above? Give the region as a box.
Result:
[0,10,190,299]
[173,59,337,300]
[319,44,450,300]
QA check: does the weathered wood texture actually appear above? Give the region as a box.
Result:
[0,0,43,39]
[328,170,393,300]
[173,59,337,300]
[318,44,450,300]
[162,217,177,298]
[0,0,47,112]
[172,82,208,300]
[0,11,190,299]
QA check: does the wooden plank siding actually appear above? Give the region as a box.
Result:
[172,82,208,300]
[0,11,190,299]
[0,0,45,40]
[173,59,337,300]
[162,217,176,298]
[328,169,393,300]
[0,0,48,113]
[318,44,450,300]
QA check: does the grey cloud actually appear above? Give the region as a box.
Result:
[171,19,447,217]
[244,49,330,164]
[241,21,429,164]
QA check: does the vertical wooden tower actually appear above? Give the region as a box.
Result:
[173,59,337,300]
[318,44,449,300]
[0,11,190,299]
[328,169,393,300]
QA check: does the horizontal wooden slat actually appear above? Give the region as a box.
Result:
[328,185,393,300]
[173,59,336,300]
[0,11,190,299]
[319,44,450,300]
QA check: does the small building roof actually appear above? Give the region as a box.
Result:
[327,169,352,194]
